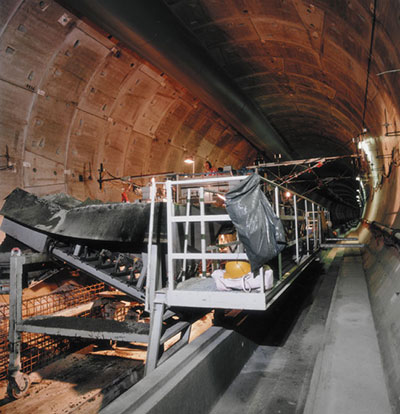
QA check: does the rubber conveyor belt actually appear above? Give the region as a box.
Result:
[1,218,146,302]
[51,246,146,302]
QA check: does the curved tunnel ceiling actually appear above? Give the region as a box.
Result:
[160,0,399,216]
[0,0,399,224]
[59,0,293,160]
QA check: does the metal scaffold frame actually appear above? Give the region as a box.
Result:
[0,282,105,380]
[143,173,329,373]
[4,171,330,388]
[6,247,195,393]
[146,174,328,313]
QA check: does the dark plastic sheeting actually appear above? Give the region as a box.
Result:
[226,174,286,271]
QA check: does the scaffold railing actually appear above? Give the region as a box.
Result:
[147,173,329,311]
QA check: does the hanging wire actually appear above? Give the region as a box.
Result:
[362,0,378,129]
[377,69,400,76]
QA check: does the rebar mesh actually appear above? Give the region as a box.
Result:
[0,282,105,380]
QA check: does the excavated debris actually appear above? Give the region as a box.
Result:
[0,349,143,414]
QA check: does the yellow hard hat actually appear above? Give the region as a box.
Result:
[224,261,251,279]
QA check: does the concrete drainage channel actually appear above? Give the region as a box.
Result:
[101,252,341,414]
[101,326,256,414]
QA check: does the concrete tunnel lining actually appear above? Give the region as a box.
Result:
[0,0,400,412]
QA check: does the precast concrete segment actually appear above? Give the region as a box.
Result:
[59,0,293,159]
[304,249,393,414]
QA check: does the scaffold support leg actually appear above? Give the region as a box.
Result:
[8,249,30,399]
[145,292,166,375]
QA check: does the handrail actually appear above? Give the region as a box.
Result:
[168,173,326,210]
[128,169,327,213]
[165,174,325,287]
[258,175,325,209]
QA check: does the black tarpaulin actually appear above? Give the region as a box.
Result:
[225,174,286,271]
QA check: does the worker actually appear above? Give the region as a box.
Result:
[121,183,132,203]
[121,188,129,202]
[203,160,217,174]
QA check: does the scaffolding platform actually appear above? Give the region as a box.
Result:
[146,174,327,312]
[19,316,150,343]
[17,314,189,347]
[164,252,317,311]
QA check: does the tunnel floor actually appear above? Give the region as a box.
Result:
[210,248,392,414]
[0,248,393,413]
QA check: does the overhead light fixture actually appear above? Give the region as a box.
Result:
[184,156,195,174]
[285,191,292,198]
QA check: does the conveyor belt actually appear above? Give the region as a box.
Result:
[51,246,146,302]
[1,218,146,302]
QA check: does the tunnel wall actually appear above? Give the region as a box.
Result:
[0,0,257,206]
[362,234,400,413]
[358,158,400,412]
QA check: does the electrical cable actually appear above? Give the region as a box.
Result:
[362,0,378,129]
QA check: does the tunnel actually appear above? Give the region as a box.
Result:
[0,0,399,413]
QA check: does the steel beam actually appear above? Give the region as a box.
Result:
[51,247,145,302]
[321,243,365,248]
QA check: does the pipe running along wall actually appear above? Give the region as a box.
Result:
[59,0,293,160]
